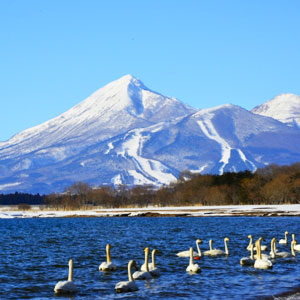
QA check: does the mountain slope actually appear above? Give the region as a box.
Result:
[0,75,195,160]
[1,77,300,194]
[102,104,300,184]
[2,102,300,194]
[251,94,300,128]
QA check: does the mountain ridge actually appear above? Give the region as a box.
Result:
[1,75,300,194]
[251,93,300,128]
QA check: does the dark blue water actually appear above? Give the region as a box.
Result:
[1,217,300,300]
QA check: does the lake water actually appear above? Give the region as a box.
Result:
[1,217,300,300]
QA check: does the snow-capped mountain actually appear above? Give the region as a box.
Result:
[102,104,300,186]
[1,76,300,194]
[252,93,300,128]
[0,75,195,159]
[0,75,195,193]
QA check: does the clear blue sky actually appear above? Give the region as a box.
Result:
[1,0,300,141]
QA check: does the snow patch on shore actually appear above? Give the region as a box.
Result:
[1,205,300,219]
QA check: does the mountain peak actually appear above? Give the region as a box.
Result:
[252,93,300,127]
[107,74,147,91]
[0,74,194,159]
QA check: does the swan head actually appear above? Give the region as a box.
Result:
[248,235,252,239]
[285,231,289,234]
[106,243,112,250]
[68,259,73,267]
[129,260,138,270]
[224,237,230,242]
[144,247,149,253]
[196,239,202,244]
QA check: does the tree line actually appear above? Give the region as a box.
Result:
[0,192,44,205]
[1,163,300,209]
[44,163,300,209]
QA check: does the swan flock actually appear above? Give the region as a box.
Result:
[54,231,298,294]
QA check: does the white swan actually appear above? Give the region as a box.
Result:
[115,260,139,293]
[194,239,202,259]
[246,235,253,250]
[254,237,270,259]
[292,234,300,251]
[99,244,117,271]
[279,231,288,245]
[240,243,255,266]
[133,247,152,280]
[141,249,161,277]
[186,247,201,273]
[176,239,202,257]
[248,235,267,252]
[204,237,229,256]
[54,259,77,294]
[271,238,295,258]
[254,239,272,269]
[253,237,267,252]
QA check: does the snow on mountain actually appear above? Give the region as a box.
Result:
[1,76,300,194]
[251,93,300,128]
[80,104,300,189]
[0,75,195,159]
[0,75,196,193]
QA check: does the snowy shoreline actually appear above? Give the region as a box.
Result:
[1,204,300,219]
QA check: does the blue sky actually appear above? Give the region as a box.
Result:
[1,0,300,141]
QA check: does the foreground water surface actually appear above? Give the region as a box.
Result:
[1,217,300,300]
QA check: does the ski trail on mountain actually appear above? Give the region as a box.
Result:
[236,149,257,171]
[197,119,231,173]
[118,129,176,185]
[197,117,256,173]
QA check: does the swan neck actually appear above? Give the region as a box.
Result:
[145,248,149,272]
[270,239,275,258]
[247,236,252,248]
[285,232,288,242]
[68,259,73,282]
[291,241,296,257]
[128,260,134,282]
[196,241,202,257]
[189,247,194,265]
[256,240,262,259]
[151,250,156,268]
[106,244,111,263]
[209,240,213,251]
[250,245,254,260]
[224,239,229,255]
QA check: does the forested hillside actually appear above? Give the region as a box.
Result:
[2,163,299,209]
